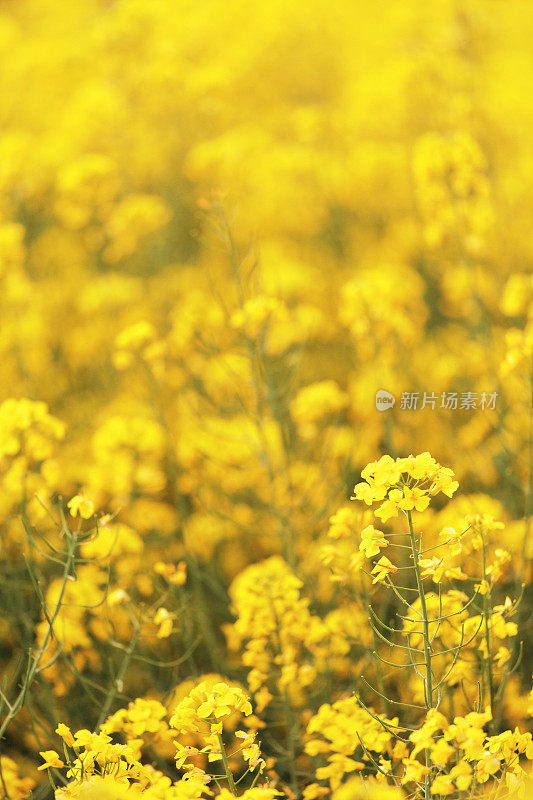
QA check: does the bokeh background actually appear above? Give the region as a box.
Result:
[1,0,533,797]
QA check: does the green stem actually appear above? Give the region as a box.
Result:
[97,621,140,729]
[217,732,237,794]
[0,531,77,743]
[269,602,300,796]
[219,205,294,567]
[520,354,533,575]
[481,541,494,729]
[407,512,434,710]
[282,687,299,796]
[361,579,388,714]
[407,510,433,800]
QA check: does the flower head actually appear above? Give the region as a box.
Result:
[38,750,65,771]
[67,494,95,519]
[359,525,388,558]
[371,557,398,584]
[353,453,459,521]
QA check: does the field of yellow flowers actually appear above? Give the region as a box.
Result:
[1,1,533,798]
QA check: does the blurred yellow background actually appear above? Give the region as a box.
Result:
[1,1,533,797]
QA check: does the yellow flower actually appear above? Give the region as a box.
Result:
[170,680,252,734]
[352,481,387,506]
[38,750,64,770]
[303,783,329,800]
[154,607,174,638]
[495,646,511,668]
[332,776,404,800]
[107,588,130,607]
[371,557,398,584]
[328,507,359,539]
[430,737,454,766]
[67,494,95,519]
[449,760,472,790]
[475,752,501,783]
[439,527,463,555]
[56,723,75,747]
[354,453,459,521]
[359,525,388,558]
[374,498,399,522]
[419,557,444,580]
[316,754,365,790]
[401,757,429,784]
[393,485,430,512]
[172,560,188,585]
[430,774,454,795]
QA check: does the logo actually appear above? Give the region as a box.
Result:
[375,389,395,411]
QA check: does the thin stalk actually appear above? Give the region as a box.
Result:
[361,579,388,713]
[0,532,77,743]
[217,733,237,794]
[97,620,140,728]
[481,541,494,729]
[520,354,533,577]
[282,687,300,796]
[406,510,433,800]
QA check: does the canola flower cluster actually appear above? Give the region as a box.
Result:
[306,453,533,798]
[0,1,533,799]
[2,444,532,800]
